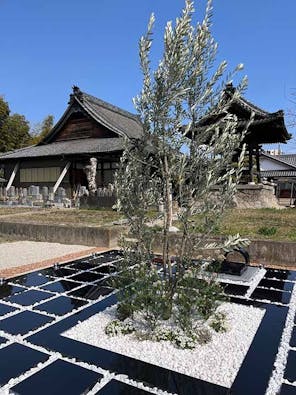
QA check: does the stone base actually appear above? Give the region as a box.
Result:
[233,184,281,209]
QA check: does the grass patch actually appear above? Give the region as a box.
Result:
[0,208,123,227]
[174,208,296,242]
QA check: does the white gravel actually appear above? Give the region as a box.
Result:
[63,302,265,388]
[266,282,296,394]
[0,241,94,270]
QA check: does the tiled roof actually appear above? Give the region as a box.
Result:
[261,153,296,170]
[277,154,296,167]
[0,138,125,160]
[42,87,143,144]
[261,170,296,178]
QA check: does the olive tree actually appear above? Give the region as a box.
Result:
[112,0,250,343]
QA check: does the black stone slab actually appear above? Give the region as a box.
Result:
[251,287,291,304]
[265,269,296,282]
[5,289,53,306]
[285,350,296,383]
[10,272,51,287]
[290,326,296,347]
[91,264,117,274]
[11,359,102,395]
[50,267,78,278]
[40,279,83,293]
[68,272,105,283]
[0,283,27,299]
[0,336,8,345]
[0,302,18,317]
[34,296,88,316]
[96,379,152,394]
[280,384,296,394]
[258,278,294,292]
[223,283,249,296]
[68,285,113,300]
[0,343,49,386]
[69,260,100,271]
[0,310,54,335]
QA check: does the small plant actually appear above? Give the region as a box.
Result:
[172,329,197,350]
[257,226,277,236]
[209,311,228,333]
[154,327,175,342]
[105,319,135,336]
[195,327,212,344]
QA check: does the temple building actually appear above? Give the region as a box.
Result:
[0,86,143,198]
[190,83,291,184]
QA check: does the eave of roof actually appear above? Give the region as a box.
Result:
[189,84,291,144]
[261,169,296,178]
[0,138,125,160]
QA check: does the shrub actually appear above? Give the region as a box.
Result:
[105,319,135,336]
[209,311,227,333]
[257,226,277,236]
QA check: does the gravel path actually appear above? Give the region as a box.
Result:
[0,241,106,278]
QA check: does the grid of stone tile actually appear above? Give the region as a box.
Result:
[1,253,296,394]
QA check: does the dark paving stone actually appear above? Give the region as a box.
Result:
[96,379,151,394]
[285,350,296,382]
[280,384,296,394]
[258,278,294,292]
[50,267,78,278]
[40,280,83,293]
[11,359,102,395]
[69,260,100,271]
[34,295,88,316]
[5,289,53,306]
[10,272,51,287]
[0,310,54,335]
[290,326,296,347]
[68,272,105,283]
[91,264,117,274]
[251,287,291,304]
[265,269,296,282]
[0,302,18,317]
[0,343,49,386]
[68,285,113,300]
[0,336,8,345]
[223,283,249,296]
[0,283,27,299]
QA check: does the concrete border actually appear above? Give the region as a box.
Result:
[0,221,126,249]
[152,233,296,269]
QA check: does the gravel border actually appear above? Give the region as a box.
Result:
[63,302,265,389]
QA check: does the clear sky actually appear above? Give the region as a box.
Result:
[0,0,295,152]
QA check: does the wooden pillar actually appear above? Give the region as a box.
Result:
[255,145,261,183]
[248,146,254,183]
[6,161,20,191]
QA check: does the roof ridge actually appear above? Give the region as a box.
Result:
[80,91,141,124]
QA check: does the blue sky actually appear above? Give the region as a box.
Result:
[0,0,295,152]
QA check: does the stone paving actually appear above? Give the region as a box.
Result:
[0,251,295,394]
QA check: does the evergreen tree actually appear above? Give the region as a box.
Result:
[0,96,31,153]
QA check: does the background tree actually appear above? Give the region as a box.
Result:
[112,0,250,344]
[30,114,54,145]
[0,96,31,153]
